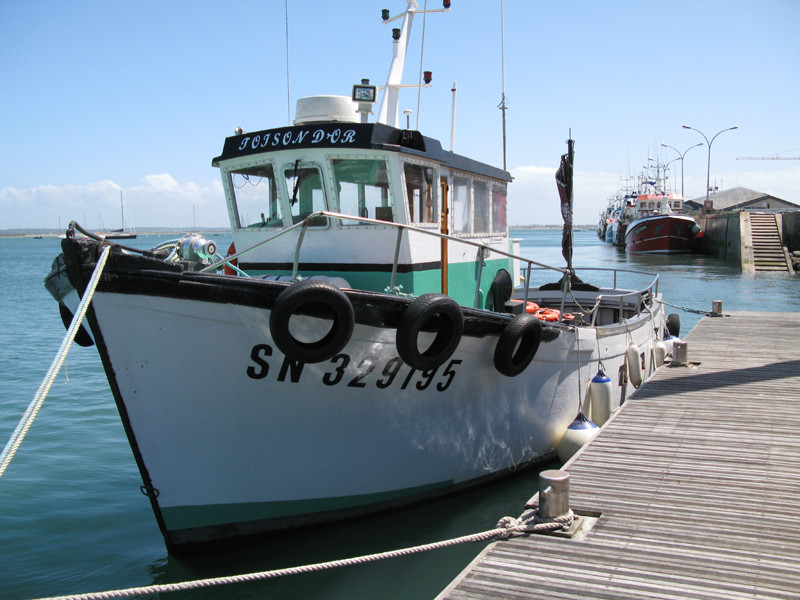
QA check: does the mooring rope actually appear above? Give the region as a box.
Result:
[0,246,111,479]
[31,511,573,600]
[656,298,712,316]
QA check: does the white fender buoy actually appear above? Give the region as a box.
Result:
[589,369,613,426]
[626,341,643,388]
[663,334,680,356]
[653,339,667,367]
[557,413,599,463]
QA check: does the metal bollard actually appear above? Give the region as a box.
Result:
[711,300,723,317]
[538,469,570,518]
[672,341,688,366]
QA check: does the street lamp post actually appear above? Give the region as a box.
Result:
[681,125,738,207]
[660,142,703,198]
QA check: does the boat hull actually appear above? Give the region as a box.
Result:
[49,237,666,548]
[625,215,696,253]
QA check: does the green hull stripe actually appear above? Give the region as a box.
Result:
[161,479,453,530]
[246,256,513,309]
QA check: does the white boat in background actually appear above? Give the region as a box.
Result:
[45,1,672,549]
[98,192,137,240]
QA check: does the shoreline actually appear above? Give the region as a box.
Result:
[1,225,597,238]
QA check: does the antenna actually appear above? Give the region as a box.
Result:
[498,0,508,170]
[450,81,457,152]
[284,0,291,124]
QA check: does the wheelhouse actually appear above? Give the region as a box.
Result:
[212,110,515,309]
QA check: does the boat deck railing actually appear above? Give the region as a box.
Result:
[200,211,660,324]
[520,265,660,326]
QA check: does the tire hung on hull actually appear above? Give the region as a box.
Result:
[396,293,463,371]
[269,279,355,363]
[493,314,543,377]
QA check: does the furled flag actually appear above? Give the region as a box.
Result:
[555,138,575,269]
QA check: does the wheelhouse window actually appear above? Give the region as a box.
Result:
[491,185,507,234]
[404,163,437,224]
[451,176,471,234]
[331,158,392,223]
[473,181,490,233]
[230,164,282,229]
[284,162,327,226]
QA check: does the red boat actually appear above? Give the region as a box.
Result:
[625,212,697,254]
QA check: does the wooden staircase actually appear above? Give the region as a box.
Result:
[749,213,792,272]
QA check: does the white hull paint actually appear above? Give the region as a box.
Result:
[84,287,661,542]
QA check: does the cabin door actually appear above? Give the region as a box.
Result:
[440,176,449,294]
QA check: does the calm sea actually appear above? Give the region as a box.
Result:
[1,229,798,600]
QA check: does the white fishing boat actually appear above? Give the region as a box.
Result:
[45,1,671,549]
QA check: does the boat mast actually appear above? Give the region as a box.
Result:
[377,1,451,128]
[377,1,417,127]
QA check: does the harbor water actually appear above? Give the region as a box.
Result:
[1,229,798,600]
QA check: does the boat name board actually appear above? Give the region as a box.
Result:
[218,123,375,161]
[247,343,461,392]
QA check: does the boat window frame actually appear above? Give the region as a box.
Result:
[401,159,440,228]
[327,154,395,226]
[450,173,473,236]
[224,160,285,230]
[490,182,508,234]
[280,160,330,228]
[447,170,507,238]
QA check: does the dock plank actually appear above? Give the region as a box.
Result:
[438,311,800,600]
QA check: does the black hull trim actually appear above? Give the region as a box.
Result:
[60,237,563,341]
[240,260,441,273]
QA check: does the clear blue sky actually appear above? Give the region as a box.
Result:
[2,0,798,229]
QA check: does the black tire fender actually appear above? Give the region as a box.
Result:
[666,313,680,338]
[493,314,542,377]
[396,293,463,371]
[269,280,355,363]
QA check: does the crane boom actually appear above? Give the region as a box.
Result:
[737,156,800,160]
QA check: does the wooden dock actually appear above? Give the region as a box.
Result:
[438,311,800,599]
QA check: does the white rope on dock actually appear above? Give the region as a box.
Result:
[655,298,711,316]
[31,510,573,600]
[0,246,111,479]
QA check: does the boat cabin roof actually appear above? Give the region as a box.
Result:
[212,122,511,182]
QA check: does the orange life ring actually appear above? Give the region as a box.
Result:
[524,301,541,314]
[640,210,650,218]
[534,308,560,322]
[532,307,576,322]
[224,241,238,275]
